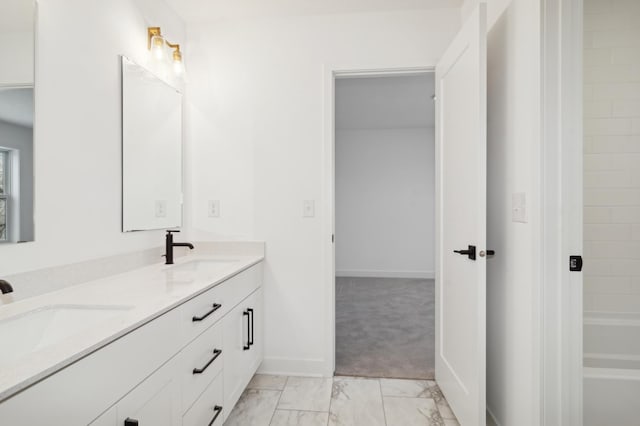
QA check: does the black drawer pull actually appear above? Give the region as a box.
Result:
[248,308,254,346]
[243,310,250,350]
[192,303,222,322]
[208,405,223,426]
[124,419,139,426]
[193,349,222,374]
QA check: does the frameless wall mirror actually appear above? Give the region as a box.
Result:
[122,56,182,232]
[0,0,35,243]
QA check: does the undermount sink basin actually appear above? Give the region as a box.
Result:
[168,259,238,273]
[0,304,132,365]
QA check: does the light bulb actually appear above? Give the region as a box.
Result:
[150,34,165,60]
[173,60,185,76]
[172,49,185,76]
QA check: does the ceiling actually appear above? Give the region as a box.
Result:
[336,74,435,130]
[0,0,34,33]
[166,0,462,22]
[0,88,34,128]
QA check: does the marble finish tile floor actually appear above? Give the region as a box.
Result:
[225,375,459,426]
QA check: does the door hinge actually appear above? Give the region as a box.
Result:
[570,255,583,272]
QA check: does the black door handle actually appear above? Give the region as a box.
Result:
[124,419,139,426]
[248,308,254,346]
[453,245,476,260]
[479,249,496,257]
[243,310,250,350]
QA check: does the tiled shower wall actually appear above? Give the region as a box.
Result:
[584,0,640,313]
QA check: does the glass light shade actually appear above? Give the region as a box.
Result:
[173,59,185,76]
[172,50,185,76]
[150,35,165,60]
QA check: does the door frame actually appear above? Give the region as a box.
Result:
[322,64,436,376]
[321,0,585,420]
[540,0,583,424]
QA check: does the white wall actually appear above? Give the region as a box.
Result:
[335,127,435,278]
[0,31,34,85]
[185,9,460,375]
[481,0,543,424]
[0,0,185,277]
[583,0,640,314]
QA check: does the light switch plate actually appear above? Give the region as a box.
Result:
[303,200,315,218]
[512,192,527,223]
[208,200,220,217]
[155,200,167,218]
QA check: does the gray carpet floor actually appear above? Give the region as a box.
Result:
[335,277,435,380]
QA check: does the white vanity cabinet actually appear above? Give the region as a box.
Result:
[115,357,182,426]
[0,261,263,426]
[223,287,263,412]
[182,373,224,426]
[178,321,224,411]
[90,358,181,426]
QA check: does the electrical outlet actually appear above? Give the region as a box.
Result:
[303,200,315,218]
[208,200,220,217]
[155,200,167,218]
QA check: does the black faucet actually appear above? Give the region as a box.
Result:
[0,279,13,294]
[164,230,194,265]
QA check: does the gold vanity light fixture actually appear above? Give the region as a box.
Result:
[147,27,184,76]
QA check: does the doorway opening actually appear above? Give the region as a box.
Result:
[333,72,436,379]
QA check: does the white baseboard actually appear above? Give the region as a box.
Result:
[336,269,435,279]
[257,357,329,377]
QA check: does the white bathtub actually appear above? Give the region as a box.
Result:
[584,312,640,426]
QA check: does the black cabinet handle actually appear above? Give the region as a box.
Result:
[208,405,223,426]
[192,303,222,322]
[248,308,254,346]
[192,349,222,375]
[243,311,250,350]
[124,419,139,426]
[453,245,476,260]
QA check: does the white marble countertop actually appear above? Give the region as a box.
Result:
[0,244,264,402]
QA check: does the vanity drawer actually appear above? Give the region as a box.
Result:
[183,372,224,426]
[216,263,262,315]
[179,321,224,412]
[180,283,225,344]
[180,263,262,344]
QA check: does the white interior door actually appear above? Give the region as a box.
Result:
[435,4,487,426]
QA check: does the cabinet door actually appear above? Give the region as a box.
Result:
[223,288,263,413]
[116,358,180,426]
[247,287,263,373]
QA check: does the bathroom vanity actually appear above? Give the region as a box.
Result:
[0,249,264,425]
